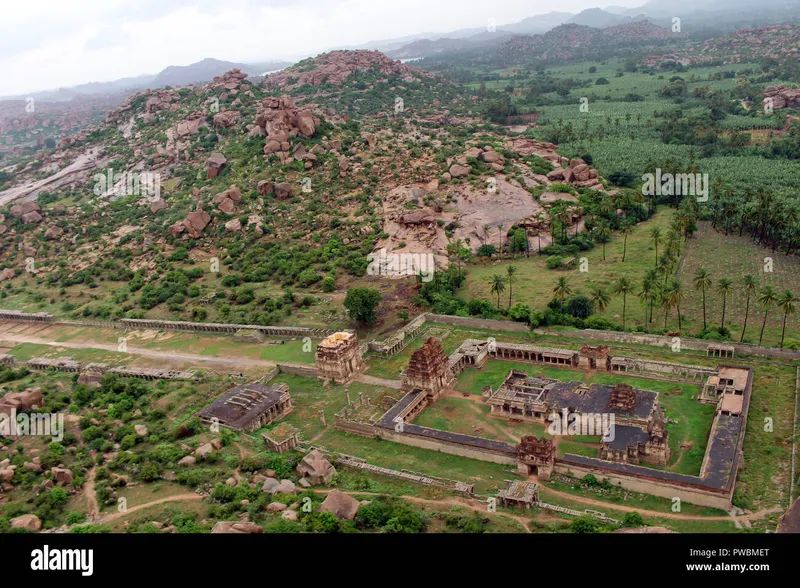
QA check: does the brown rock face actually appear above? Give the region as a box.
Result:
[257,180,274,196]
[211,522,263,534]
[9,202,41,218]
[0,268,15,281]
[296,450,337,486]
[44,226,63,240]
[255,94,318,151]
[319,490,360,520]
[150,198,168,213]
[184,210,211,238]
[0,387,43,413]
[449,164,471,178]
[206,153,227,179]
[212,110,240,129]
[274,182,293,200]
[52,467,73,485]
[10,514,42,532]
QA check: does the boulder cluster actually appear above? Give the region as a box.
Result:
[763,85,800,110]
[255,95,318,160]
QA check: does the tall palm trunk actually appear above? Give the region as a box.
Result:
[759,309,769,345]
[740,293,751,342]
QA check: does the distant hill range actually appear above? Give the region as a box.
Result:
[1,58,293,102]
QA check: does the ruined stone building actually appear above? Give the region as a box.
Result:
[578,344,612,371]
[516,436,555,480]
[315,332,365,385]
[197,382,292,432]
[401,337,455,401]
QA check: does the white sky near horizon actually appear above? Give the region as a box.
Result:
[0,0,647,96]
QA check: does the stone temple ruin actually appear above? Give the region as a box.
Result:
[315,332,365,385]
[197,382,292,432]
[334,335,754,510]
[401,337,455,401]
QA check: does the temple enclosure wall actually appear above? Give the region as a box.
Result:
[276,363,318,378]
[376,429,518,465]
[424,313,531,332]
[554,461,733,510]
[538,328,800,361]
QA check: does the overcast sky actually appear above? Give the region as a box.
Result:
[0,0,647,95]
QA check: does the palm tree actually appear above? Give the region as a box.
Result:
[692,268,712,331]
[777,290,798,349]
[758,285,778,345]
[488,274,506,310]
[650,227,662,268]
[666,279,684,332]
[637,276,653,325]
[506,265,517,308]
[596,223,611,261]
[589,285,611,314]
[739,275,758,342]
[498,224,504,259]
[621,223,634,262]
[717,278,733,331]
[553,277,572,306]
[612,277,634,331]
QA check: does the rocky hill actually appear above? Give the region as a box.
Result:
[0,49,612,325]
[641,24,800,68]
[487,21,685,65]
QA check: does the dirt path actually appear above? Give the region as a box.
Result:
[0,330,281,370]
[84,466,100,520]
[97,493,203,523]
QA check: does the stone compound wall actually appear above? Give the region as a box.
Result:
[376,429,518,465]
[541,328,800,361]
[554,461,733,510]
[276,363,318,378]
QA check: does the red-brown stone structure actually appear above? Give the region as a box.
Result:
[315,332,365,385]
[401,337,455,401]
[516,436,555,481]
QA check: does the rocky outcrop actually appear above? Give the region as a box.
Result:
[10,514,42,532]
[9,202,41,220]
[44,226,63,240]
[448,164,471,179]
[319,490,360,520]
[169,209,212,239]
[295,450,336,486]
[212,185,243,214]
[263,50,436,90]
[0,387,43,414]
[211,522,263,534]
[273,182,293,200]
[255,95,318,158]
[206,153,227,180]
[763,85,800,110]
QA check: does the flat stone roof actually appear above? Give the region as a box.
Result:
[547,381,657,420]
[606,424,649,451]
[197,382,288,431]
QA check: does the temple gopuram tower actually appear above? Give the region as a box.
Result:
[401,337,455,401]
[315,332,365,385]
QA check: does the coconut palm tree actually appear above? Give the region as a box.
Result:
[488,274,506,310]
[777,290,798,349]
[739,275,758,342]
[553,276,572,306]
[717,278,733,331]
[612,276,634,331]
[692,268,712,331]
[595,223,611,261]
[498,224,505,259]
[666,279,684,332]
[621,222,634,262]
[758,285,778,345]
[506,265,517,308]
[589,285,611,314]
[650,227,662,268]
